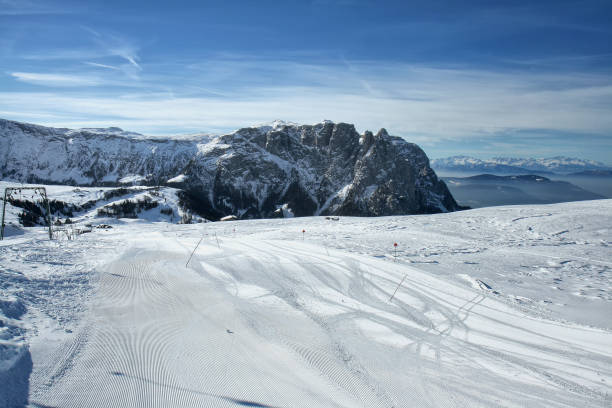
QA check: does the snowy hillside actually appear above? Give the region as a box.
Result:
[432,155,612,175]
[0,181,204,237]
[0,118,460,218]
[1,198,611,407]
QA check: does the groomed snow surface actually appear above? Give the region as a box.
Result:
[1,199,611,407]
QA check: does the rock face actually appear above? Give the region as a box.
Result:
[0,118,461,219]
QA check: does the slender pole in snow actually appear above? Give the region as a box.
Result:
[0,189,7,240]
[389,274,407,302]
[41,189,52,240]
[186,237,203,267]
[302,229,305,240]
[214,232,220,249]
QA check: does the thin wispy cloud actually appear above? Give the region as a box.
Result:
[10,72,102,87]
[22,49,111,61]
[82,26,142,70]
[17,27,142,79]
[84,62,121,70]
[504,53,612,68]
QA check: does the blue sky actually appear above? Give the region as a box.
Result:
[1,0,611,162]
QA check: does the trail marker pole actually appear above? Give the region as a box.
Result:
[41,189,52,240]
[393,242,398,262]
[389,274,407,302]
[302,229,305,240]
[186,237,203,267]
[0,189,7,240]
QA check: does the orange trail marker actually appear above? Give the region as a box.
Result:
[393,242,398,260]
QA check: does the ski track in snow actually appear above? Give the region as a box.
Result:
[1,200,611,407]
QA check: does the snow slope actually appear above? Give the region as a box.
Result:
[1,200,611,407]
[0,181,201,232]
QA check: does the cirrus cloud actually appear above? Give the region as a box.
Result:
[10,72,102,86]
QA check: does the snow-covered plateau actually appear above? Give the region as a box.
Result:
[1,191,611,407]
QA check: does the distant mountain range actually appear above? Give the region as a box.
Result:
[431,156,612,175]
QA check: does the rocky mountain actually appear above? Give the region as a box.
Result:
[0,118,460,219]
[431,155,612,175]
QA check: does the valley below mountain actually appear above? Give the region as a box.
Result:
[443,174,607,208]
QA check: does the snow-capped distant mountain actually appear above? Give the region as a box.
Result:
[0,118,460,219]
[431,155,612,175]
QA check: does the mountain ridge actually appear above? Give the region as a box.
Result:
[0,118,461,220]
